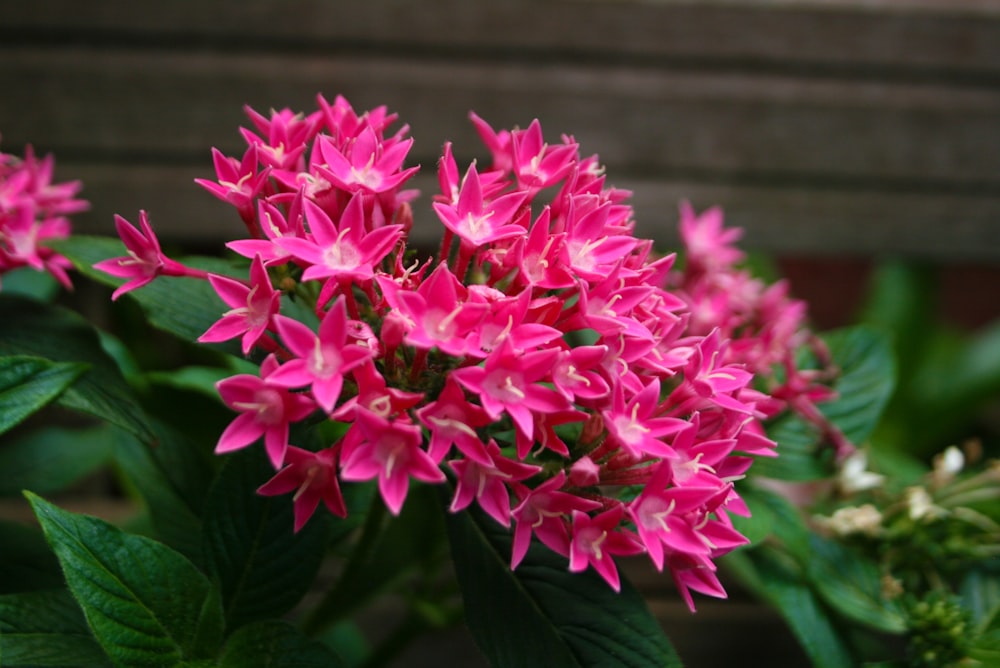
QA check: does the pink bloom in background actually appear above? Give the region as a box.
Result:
[0,142,88,289]
[94,96,842,606]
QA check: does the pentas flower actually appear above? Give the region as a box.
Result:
[258,445,345,532]
[215,354,317,468]
[340,410,445,515]
[267,299,373,413]
[98,96,842,605]
[449,439,541,527]
[195,145,270,229]
[569,506,644,592]
[93,211,202,300]
[314,125,419,194]
[275,194,403,284]
[451,339,569,442]
[432,161,527,249]
[199,254,281,354]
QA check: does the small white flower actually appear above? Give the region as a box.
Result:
[837,450,885,495]
[817,504,884,537]
[931,446,965,486]
[905,486,947,521]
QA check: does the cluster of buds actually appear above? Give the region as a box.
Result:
[816,443,1000,594]
[96,95,825,609]
[0,139,88,289]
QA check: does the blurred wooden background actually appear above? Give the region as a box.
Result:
[2,1,998,665]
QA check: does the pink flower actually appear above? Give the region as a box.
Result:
[93,211,192,300]
[275,194,402,284]
[678,201,744,272]
[511,119,578,190]
[377,262,488,357]
[266,298,374,413]
[432,162,526,249]
[602,380,687,459]
[449,440,540,527]
[216,354,317,468]
[195,145,270,226]
[569,506,644,592]
[416,376,492,464]
[258,445,346,532]
[340,410,445,515]
[510,473,601,569]
[314,125,419,194]
[451,339,569,442]
[198,255,280,354]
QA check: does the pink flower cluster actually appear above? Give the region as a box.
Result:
[97,96,808,609]
[670,203,850,456]
[0,140,88,288]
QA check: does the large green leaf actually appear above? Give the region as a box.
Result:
[0,424,114,496]
[754,326,895,480]
[218,621,343,668]
[52,235,245,345]
[726,547,854,668]
[0,588,112,667]
[0,295,153,443]
[26,493,225,667]
[0,520,64,594]
[202,447,330,630]
[805,534,905,633]
[446,506,682,668]
[0,355,86,436]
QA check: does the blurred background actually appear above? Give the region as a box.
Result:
[2,1,999,665]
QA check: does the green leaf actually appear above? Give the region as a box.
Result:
[820,327,897,445]
[754,325,895,480]
[218,621,343,668]
[26,492,225,667]
[0,588,112,667]
[0,521,64,595]
[0,424,113,496]
[202,447,330,630]
[728,547,854,668]
[113,416,215,564]
[53,235,245,345]
[970,628,1000,664]
[0,266,61,301]
[0,356,86,436]
[729,485,777,546]
[961,568,1000,633]
[446,505,682,668]
[0,295,153,443]
[805,534,906,633]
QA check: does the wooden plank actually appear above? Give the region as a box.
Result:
[62,164,1000,262]
[3,0,1000,77]
[3,48,999,188]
